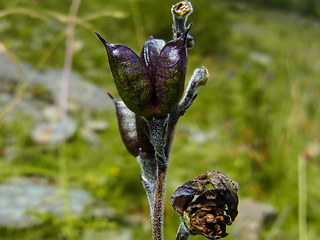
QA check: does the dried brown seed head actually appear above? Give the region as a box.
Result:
[172,1,193,17]
[171,171,239,239]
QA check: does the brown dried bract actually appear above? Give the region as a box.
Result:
[171,171,239,239]
[172,1,193,16]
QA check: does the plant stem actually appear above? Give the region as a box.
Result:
[172,1,193,47]
[137,3,207,239]
[144,67,208,239]
[152,158,167,240]
[59,0,81,122]
[298,153,307,240]
[165,67,209,156]
[147,117,168,240]
[137,155,157,218]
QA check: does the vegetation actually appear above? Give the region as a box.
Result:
[0,0,320,239]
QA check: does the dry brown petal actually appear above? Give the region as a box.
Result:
[171,171,239,239]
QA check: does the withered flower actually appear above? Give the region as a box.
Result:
[95,24,192,118]
[171,171,239,239]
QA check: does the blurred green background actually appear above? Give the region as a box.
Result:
[0,0,320,239]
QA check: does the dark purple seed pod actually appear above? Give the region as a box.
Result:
[135,115,155,157]
[153,23,193,116]
[95,32,153,117]
[110,94,140,157]
[109,94,155,157]
[140,37,166,74]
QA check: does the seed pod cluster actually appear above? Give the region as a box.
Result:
[95,24,192,118]
[171,171,239,239]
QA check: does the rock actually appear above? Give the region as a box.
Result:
[84,201,117,220]
[0,53,113,146]
[180,124,216,144]
[42,106,62,122]
[0,52,112,122]
[1,146,18,162]
[0,177,92,228]
[84,120,109,132]
[0,93,45,122]
[0,52,33,82]
[79,120,109,146]
[79,128,100,146]
[31,118,77,145]
[230,198,277,240]
[32,68,111,111]
[249,51,272,66]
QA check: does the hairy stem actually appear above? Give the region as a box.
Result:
[146,67,208,239]
[165,67,209,156]
[137,155,157,219]
[146,117,169,240]
[148,117,168,157]
[172,1,194,47]
[139,3,208,239]
[152,157,167,240]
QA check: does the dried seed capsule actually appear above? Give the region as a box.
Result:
[109,94,154,157]
[141,37,166,74]
[154,24,192,116]
[135,115,155,157]
[96,25,193,118]
[95,32,153,117]
[112,96,140,157]
[171,171,239,240]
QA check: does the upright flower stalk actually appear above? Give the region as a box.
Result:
[95,1,238,240]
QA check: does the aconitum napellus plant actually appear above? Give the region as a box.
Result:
[95,1,239,240]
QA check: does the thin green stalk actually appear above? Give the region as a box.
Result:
[58,144,75,239]
[58,0,81,238]
[298,153,307,240]
[265,207,290,240]
[128,0,144,47]
[59,0,81,121]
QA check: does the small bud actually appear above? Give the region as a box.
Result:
[171,171,239,240]
[172,1,193,17]
[172,1,194,48]
[191,66,209,87]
